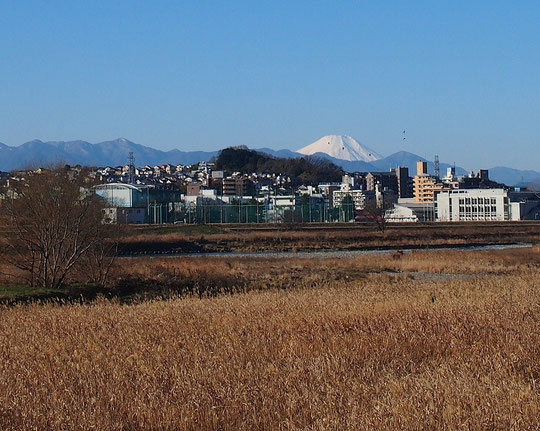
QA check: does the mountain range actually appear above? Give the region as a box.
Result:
[0,136,538,187]
[0,138,217,171]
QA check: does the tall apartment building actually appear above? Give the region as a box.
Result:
[396,166,412,198]
[413,161,442,203]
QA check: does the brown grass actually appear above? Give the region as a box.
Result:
[119,222,540,253]
[0,248,538,429]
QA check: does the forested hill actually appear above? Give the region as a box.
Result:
[215,147,343,185]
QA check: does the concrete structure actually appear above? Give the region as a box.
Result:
[222,177,255,196]
[332,182,366,210]
[186,184,201,196]
[413,161,442,203]
[93,183,182,224]
[435,189,510,221]
[386,204,419,222]
[396,166,413,198]
[270,195,296,207]
[366,171,398,195]
[390,198,435,222]
[102,207,146,224]
[508,191,540,220]
[93,183,151,207]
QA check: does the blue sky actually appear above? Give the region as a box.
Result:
[1,1,539,170]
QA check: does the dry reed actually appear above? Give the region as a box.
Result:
[0,248,538,430]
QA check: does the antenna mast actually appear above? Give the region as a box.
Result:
[434,155,440,179]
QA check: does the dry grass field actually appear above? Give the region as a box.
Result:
[0,247,538,430]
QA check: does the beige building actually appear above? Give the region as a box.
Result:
[413,161,442,203]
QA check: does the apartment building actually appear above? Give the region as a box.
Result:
[413,161,442,203]
[396,166,413,198]
[332,182,366,210]
[366,171,398,194]
[222,177,255,196]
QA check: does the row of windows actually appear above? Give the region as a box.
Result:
[102,209,142,215]
[458,197,497,205]
[459,206,497,213]
[457,215,501,220]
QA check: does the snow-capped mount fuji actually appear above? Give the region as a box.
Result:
[297,135,383,162]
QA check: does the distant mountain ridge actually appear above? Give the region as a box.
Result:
[0,138,218,171]
[0,138,538,187]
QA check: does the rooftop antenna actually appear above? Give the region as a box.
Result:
[434,155,440,179]
[128,151,135,184]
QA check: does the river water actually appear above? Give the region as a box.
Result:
[121,242,533,260]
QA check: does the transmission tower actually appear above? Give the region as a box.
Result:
[434,155,440,179]
[128,152,135,184]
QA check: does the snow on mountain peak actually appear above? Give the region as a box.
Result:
[297,135,382,162]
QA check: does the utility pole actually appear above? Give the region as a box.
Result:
[128,152,135,184]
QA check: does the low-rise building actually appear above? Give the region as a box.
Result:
[435,189,510,221]
[222,177,255,196]
[508,191,540,221]
[102,207,146,224]
[388,198,435,222]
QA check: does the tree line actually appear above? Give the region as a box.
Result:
[214,147,344,185]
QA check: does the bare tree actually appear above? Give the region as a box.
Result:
[0,168,114,289]
[363,193,394,234]
[75,222,122,287]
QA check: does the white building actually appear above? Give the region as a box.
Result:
[386,204,419,222]
[435,189,509,221]
[93,183,151,207]
[387,198,435,222]
[271,195,296,207]
[332,183,366,210]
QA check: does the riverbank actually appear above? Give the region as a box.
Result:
[117,221,540,254]
[1,244,538,304]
